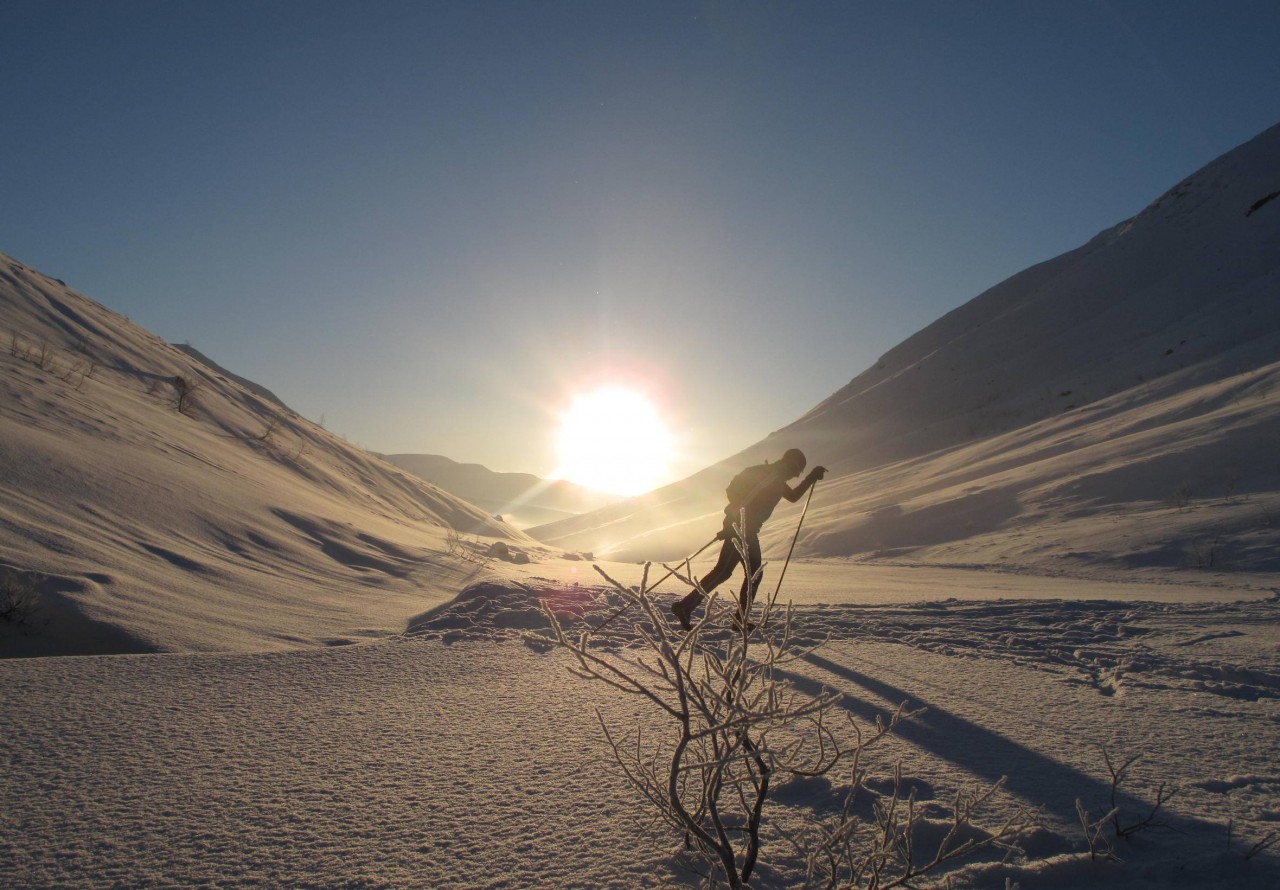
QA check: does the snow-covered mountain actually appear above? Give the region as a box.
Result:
[0,258,532,656]
[381,452,620,529]
[530,122,1280,570]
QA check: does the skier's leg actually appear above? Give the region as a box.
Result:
[673,538,740,629]
[698,538,742,595]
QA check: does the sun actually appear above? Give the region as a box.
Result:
[556,386,672,496]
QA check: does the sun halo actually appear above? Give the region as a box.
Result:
[555,386,672,497]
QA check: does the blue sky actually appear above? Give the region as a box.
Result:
[3,1,1278,483]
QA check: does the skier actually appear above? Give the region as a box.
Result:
[671,448,825,630]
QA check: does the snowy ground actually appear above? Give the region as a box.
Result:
[4,570,1277,888]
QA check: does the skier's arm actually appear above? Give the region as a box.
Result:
[783,466,826,502]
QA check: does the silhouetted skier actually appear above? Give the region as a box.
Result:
[671,448,825,630]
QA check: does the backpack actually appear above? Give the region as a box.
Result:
[725,463,774,508]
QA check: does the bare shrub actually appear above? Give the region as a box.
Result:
[444,526,465,560]
[5,329,99,390]
[1186,533,1224,569]
[1222,468,1248,505]
[1075,746,1180,864]
[1103,748,1179,840]
[543,547,1034,888]
[253,412,284,444]
[806,768,1034,889]
[60,359,93,390]
[7,331,62,375]
[0,570,42,627]
[1226,820,1278,861]
[1244,830,1278,861]
[34,339,56,371]
[171,375,203,416]
[1169,484,1194,511]
[546,561,845,886]
[444,526,492,566]
[1075,798,1120,863]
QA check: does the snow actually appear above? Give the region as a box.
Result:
[3,123,1280,887]
[4,580,1277,887]
[0,637,667,889]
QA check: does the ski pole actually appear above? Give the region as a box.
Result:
[587,533,720,634]
[769,479,818,605]
[647,534,720,592]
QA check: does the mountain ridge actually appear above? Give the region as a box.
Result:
[381,452,620,529]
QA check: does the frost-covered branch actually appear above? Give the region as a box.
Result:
[544,552,1032,889]
[1104,747,1181,839]
[543,554,856,887]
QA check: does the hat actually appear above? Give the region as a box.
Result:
[780,448,806,474]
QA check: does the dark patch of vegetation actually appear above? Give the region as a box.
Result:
[1245,190,1279,217]
[0,570,42,627]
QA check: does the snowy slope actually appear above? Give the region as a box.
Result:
[383,452,620,529]
[529,122,1280,567]
[0,254,535,656]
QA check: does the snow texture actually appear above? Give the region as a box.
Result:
[4,580,1277,888]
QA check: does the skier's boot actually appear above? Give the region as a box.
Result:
[671,595,697,631]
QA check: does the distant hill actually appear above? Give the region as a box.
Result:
[529,121,1280,574]
[382,453,620,529]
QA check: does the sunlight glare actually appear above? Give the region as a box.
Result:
[556,386,672,496]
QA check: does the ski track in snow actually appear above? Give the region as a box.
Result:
[408,579,1280,706]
